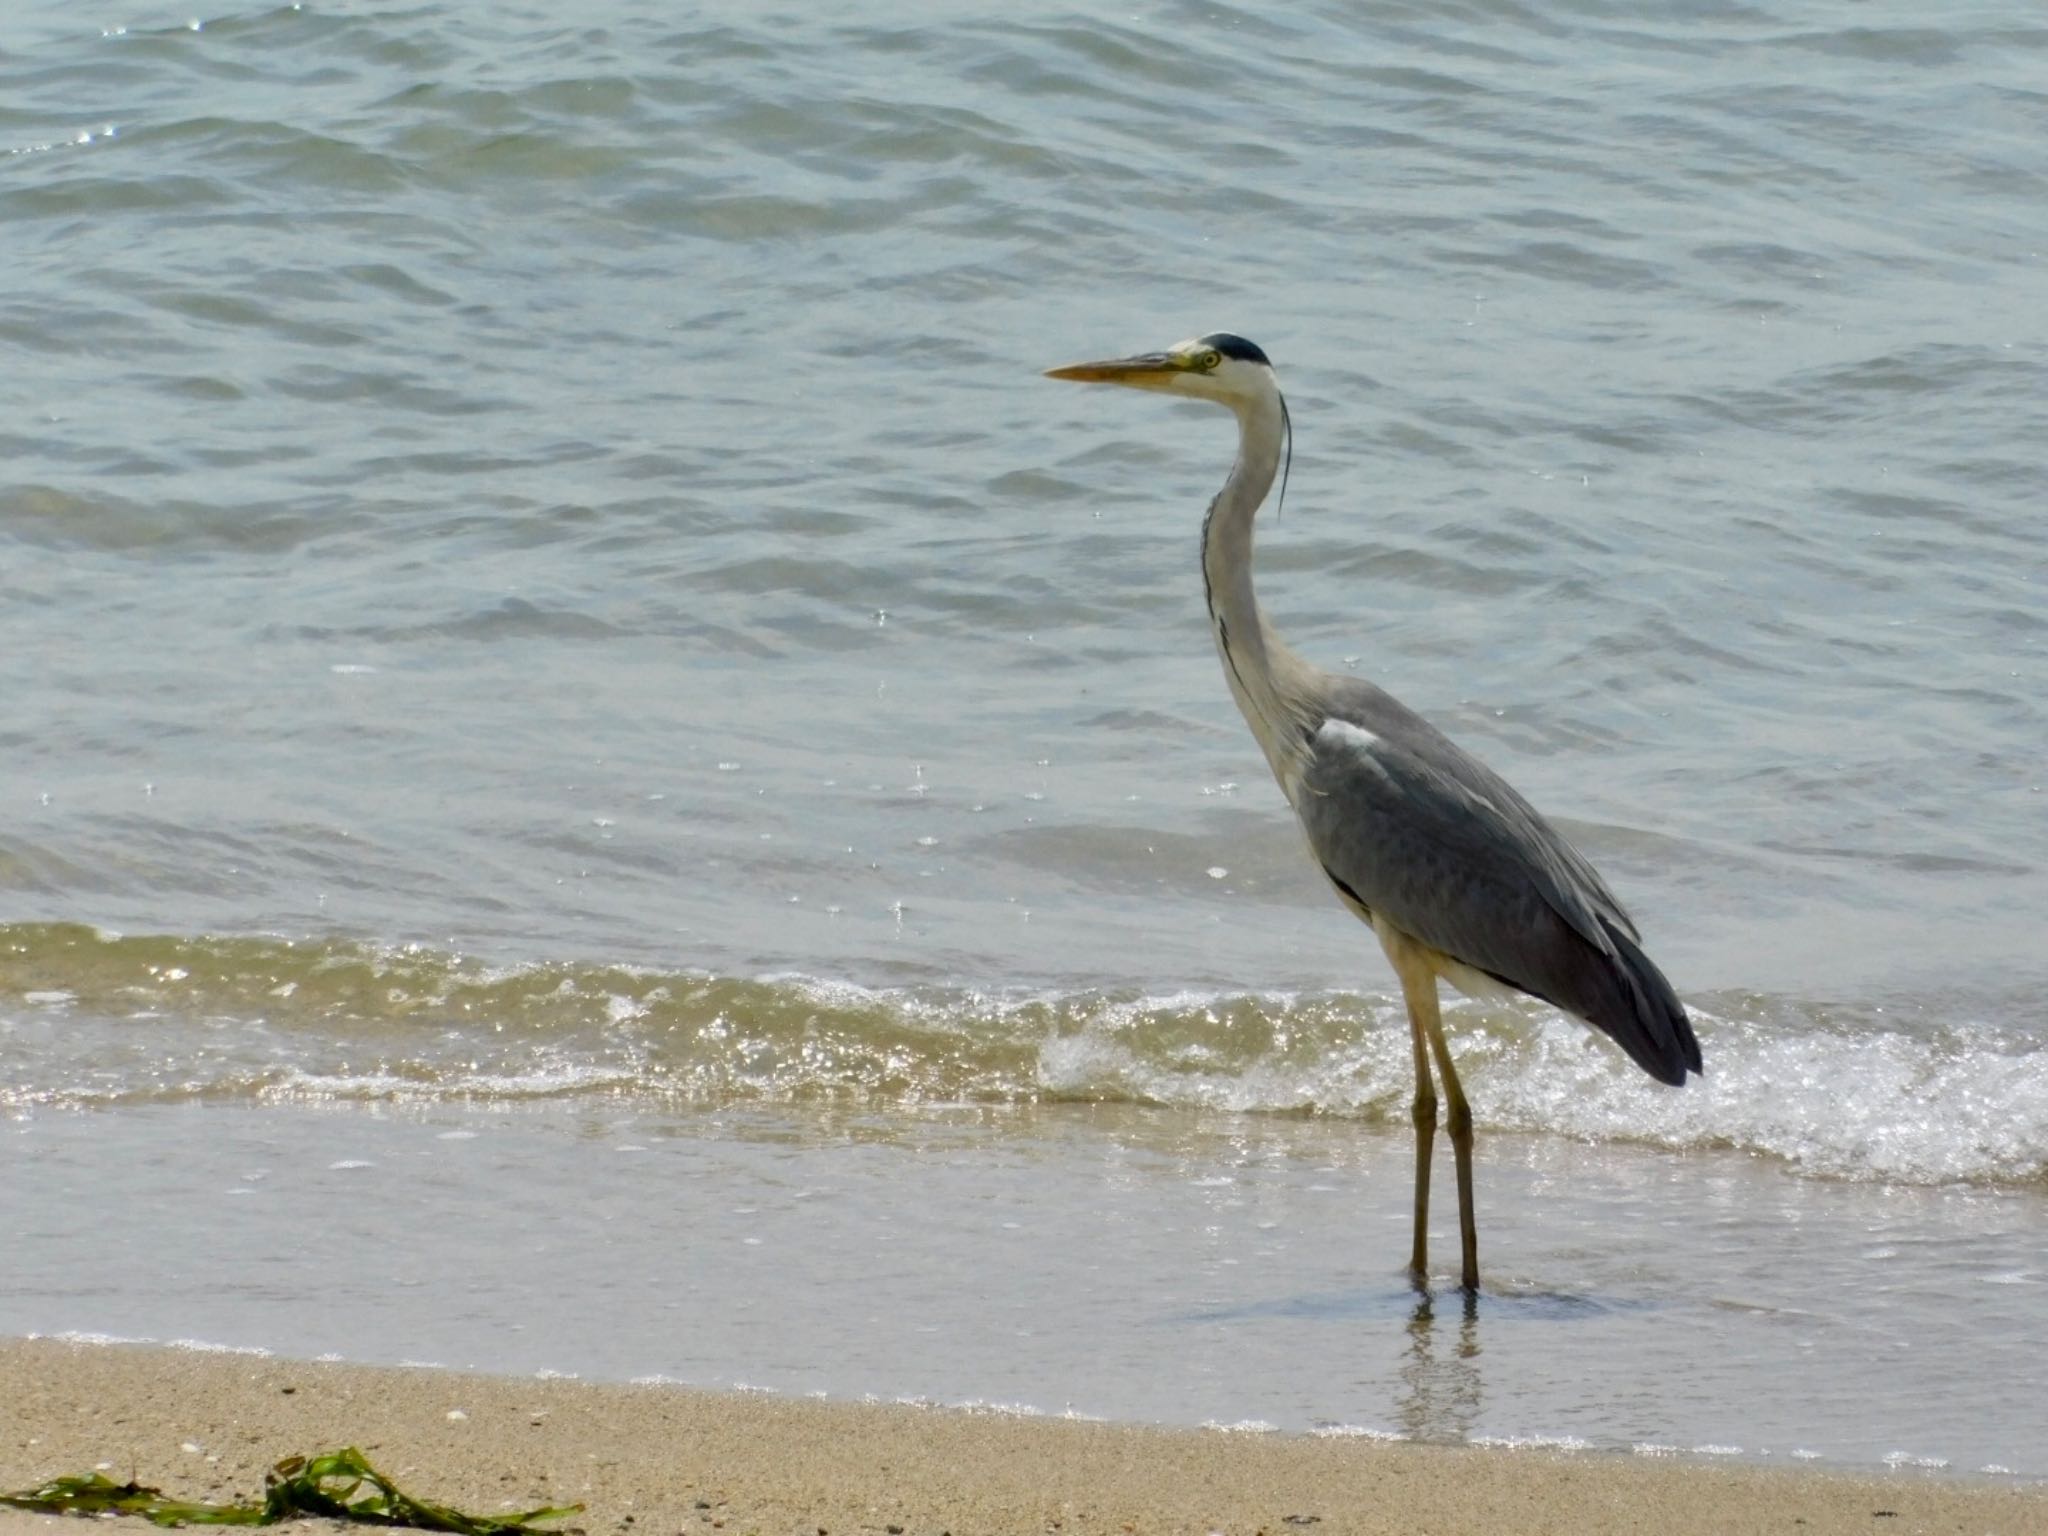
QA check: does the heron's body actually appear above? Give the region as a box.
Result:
[1048,333,1700,1290]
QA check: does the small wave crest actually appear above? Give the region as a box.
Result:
[2,923,2043,1185]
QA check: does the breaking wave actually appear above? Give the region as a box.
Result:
[3,922,2043,1185]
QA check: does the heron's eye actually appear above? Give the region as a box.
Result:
[1199,349,1222,370]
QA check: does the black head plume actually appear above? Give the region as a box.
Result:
[1197,332,1272,366]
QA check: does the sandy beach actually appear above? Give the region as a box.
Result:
[1,1339,2040,1536]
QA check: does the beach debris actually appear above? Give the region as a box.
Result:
[1,1446,581,1533]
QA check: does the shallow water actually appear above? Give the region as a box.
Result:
[3,0,2046,1479]
[8,1100,2046,1478]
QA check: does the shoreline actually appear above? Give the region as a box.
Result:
[3,1338,2043,1536]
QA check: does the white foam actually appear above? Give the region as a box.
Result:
[167,1339,273,1357]
[1471,1433,1594,1452]
[1027,991,2048,1184]
[955,1399,1047,1418]
[1882,1450,1951,1470]
[1481,1009,2048,1184]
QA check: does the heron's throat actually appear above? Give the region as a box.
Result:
[1201,390,1312,781]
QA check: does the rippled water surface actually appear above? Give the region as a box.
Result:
[3,0,2045,1477]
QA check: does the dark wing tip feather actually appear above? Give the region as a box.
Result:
[1596,919,1701,1086]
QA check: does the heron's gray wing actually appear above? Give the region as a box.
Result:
[1295,714,1612,967]
[1294,710,1699,1084]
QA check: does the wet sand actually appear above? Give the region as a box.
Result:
[1,1338,2041,1536]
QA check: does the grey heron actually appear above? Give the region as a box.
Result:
[1046,333,1701,1291]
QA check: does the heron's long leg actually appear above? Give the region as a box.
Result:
[1423,1012,1478,1291]
[1404,980,1437,1283]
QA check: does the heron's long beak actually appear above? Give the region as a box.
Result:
[1043,352,1188,388]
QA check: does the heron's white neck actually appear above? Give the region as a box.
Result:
[1202,387,1315,788]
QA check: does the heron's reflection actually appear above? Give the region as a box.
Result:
[1395,1287,1482,1442]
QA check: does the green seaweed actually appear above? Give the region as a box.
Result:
[1,1447,580,1532]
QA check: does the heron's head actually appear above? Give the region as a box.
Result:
[1045,332,1277,411]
